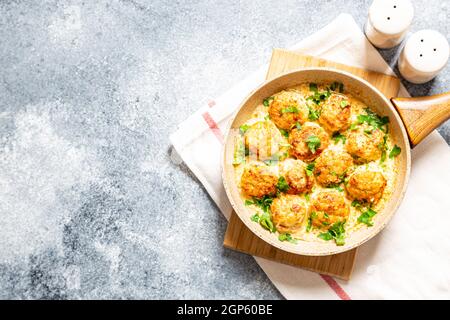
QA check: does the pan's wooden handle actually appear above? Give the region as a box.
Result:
[391,92,450,147]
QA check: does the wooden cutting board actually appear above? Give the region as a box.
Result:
[223,49,400,280]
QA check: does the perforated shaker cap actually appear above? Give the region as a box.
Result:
[404,30,450,73]
[369,0,414,36]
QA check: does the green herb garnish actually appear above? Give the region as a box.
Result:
[247,196,276,232]
[307,89,331,105]
[357,208,377,226]
[318,221,346,246]
[350,123,358,131]
[295,122,302,130]
[279,129,289,138]
[351,200,362,208]
[305,162,315,176]
[308,106,320,120]
[309,83,318,92]
[250,214,260,222]
[332,132,346,144]
[239,124,250,135]
[260,211,276,233]
[263,96,274,107]
[276,176,290,193]
[306,135,321,154]
[340,100,349,108]
[329,82,344,93]
[278,233,298,244]
[357,108,389,132]
[245,199,254,206]
[281,106,299,114]
[389,145,401,158]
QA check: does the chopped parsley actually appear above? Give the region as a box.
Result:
[259,211,276,233]
[379,135,388,163]
[239,124,250,135]
[307,211,317,232]
[350,123,358,131]
[332,132,346,144]
[329,81,344,93]
[281,106,299,114]
[329,185,344,192]
[278,233,298,244]
[357,108,389,132]
[263,96,274,107]
[246,195,274,213]
[357,208,377,227]
[351,199,362,209]
[276,176,290,193]
[307,89,331,105]
[309,83,318,92]
[246,196,276,232]
[308,106,321,120]
[279,129,289,138]
[295,122,302,130]
[318,221,346,246]
[305,162,315,176]
[340,100,349,108]
[307,106,320,120]
[305,193,311,202]
[389,145,401,158]
[306,135,321,154]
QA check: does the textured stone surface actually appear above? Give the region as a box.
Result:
[0,0,448,299]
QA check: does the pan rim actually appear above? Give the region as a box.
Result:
[222,67,411,256]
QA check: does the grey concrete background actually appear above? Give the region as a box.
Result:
[0,0,448,299]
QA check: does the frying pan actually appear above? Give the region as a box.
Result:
[222,68,450,256]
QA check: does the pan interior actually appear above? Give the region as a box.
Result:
[222,68,411,256]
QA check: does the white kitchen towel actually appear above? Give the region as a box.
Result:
[170,13,450,300]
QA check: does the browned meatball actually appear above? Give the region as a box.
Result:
[310,190,350,228]
[288,123,330,161]
[240,164,278,198]
[285,160,314,194]
[268,91,309,130]
[346,170,386,202]
[345,127,384,163]
[318,94,351,133]
[244,121,285,160]
[314,149,353,186]
[271,194,307,233]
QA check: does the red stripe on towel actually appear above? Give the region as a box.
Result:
[202,112,224,143]
[320,274,351,300]
[207,99,216,108]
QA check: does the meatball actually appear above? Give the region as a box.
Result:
[346,127,384,163]
[240,164,278,198]
[288,122,330,161]
[285,160,314,194]
[314,149,353,186]
[268,91,309,130]
[270,194,307,233]
[310,190,350,228]
[345,170,386,202]
[318,94,351,132]
[244,121,285,160]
